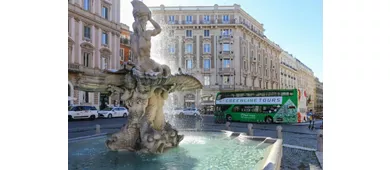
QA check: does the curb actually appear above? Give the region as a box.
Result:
[203,123,318,136]
[68,123,319,136]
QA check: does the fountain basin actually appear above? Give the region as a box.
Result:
[68,130,282,170]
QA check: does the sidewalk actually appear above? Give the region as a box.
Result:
[291,120,323,126]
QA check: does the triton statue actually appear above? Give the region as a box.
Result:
[78,0,202,154]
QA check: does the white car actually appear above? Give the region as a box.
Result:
[98,107,129,118]
[176,108,201,116]
[68,105,98,120]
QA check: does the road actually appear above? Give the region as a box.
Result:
[69,115,322,138]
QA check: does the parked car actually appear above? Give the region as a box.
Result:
[98,107,129,119]
[174,108,201,117]
[68,105,98,120]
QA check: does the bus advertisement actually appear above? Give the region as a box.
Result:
[214,89,308,124]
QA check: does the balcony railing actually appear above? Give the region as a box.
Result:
[68,63,83,72]
[202,68,211,73]
[120,38,130,45]
[218,68,234,73]
[219,85,235,90]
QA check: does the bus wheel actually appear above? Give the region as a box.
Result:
[226,115,232,122]
[265,116,273,124]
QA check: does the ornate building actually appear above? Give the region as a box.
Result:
[296,59,315,111]
[120,23,132,65]
[149,4,283,110]
[279,51,298,89]
[68,0,121,109]
[314,77,323,115]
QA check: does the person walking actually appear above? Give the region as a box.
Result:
[307,109,315,130]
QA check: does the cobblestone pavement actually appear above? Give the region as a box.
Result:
[281,147,322,170]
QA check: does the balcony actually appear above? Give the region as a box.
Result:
[167,20,179,25]
[199,20,214,24]
[202,68,211,74]
[68,63,84,73]
[120,38,130,46]
[219,35,234,41]
[218,68,234,74]
[219,85,235,91]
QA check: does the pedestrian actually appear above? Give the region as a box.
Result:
[307,109,315,130]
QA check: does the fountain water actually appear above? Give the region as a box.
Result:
[69,131,275,170]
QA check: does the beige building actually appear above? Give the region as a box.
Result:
[279,51,298,89]
[296,59,315,111]
[314,77,323,115]
[150,4,283,110]
[68,0,122,109]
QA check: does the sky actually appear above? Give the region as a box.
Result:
[120,0,323,81]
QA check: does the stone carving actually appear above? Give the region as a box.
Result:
[79,0,202,154]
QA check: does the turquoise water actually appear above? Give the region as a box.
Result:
[68,131,272,170]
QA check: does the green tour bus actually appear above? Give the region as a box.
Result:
[214,89,308,124]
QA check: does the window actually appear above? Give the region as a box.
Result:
[102,6,108,19]
[102,32,108,45]
[186,59,192,69]
[101,57,108,69]
[204,15,210,22]
[186,30,192,37]
[204,59,211,70]
[169,15,175,22]
[223,15,229,22]
[204,76,210,86]
[83,52,91,67]
[223,59,231,68]
[203,44,211,53]
[223,43,230,52]
[83,0,90,11]
[223,75,230,84]
[204,30,210,37]
[169,30,174,37]
[222,29,230,36]
[81,91,89,103]
[83,26,91,39]
[168,44,175,53]
[185,44,193,53]
[120,49,124,61]
[186,15,193,23]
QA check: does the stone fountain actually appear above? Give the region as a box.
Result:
[79,0,202,154]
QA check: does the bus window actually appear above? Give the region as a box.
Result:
[216,105,231,112]
[233,106,240,112]
[246,93,254,97]
[236,93,245,97]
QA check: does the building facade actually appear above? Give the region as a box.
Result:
[314,77,323,115]
[120,23,132,65]
[279,51,298,89]
[296,59,315,111]
[150,4,282,110]
[68,0,121,109]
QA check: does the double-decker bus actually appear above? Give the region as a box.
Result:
[214,89,308,123]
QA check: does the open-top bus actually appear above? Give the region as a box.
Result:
[214,89,308,123]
